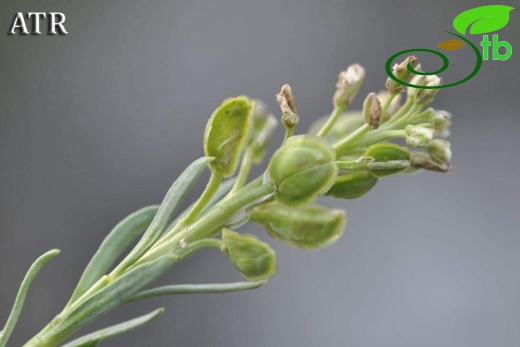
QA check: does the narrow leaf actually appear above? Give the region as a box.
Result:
[61,308,164,347]
[0,249,60,347]
[436,39,465,51]
[42,255,177,344]
[453,5,514,35]
[67,206,159,305]
[127,280,266,303]
[112,156,213,274]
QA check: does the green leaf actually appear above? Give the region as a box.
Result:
[0,249,60,347]
[67,206,159,305]
[42,255,177,345]
[60,308,164,347]
[111,156,213,275]
[204,96,254,177]
[127,280,266,303]
[453,5,514,35]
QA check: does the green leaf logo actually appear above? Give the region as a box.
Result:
[453,5,514,35]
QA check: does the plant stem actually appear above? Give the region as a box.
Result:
[178,170,223,227]
[335,160,366,171]
[316,105,345,137]
[230,148,254,195]
[136,180,276,266]
[333,123,371,155]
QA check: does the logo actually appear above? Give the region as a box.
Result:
[385,5,514,89]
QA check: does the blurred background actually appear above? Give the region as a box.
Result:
[1,0,519,346]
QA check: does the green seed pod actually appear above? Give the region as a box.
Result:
[221,229,277,281]
[251,201,346,249]
[364,143,411,178]
[268,135,338,207]
[204,96,254,177]
[326,170,378,199]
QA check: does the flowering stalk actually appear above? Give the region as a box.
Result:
[0,56,453,346]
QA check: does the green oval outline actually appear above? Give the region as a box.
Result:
[385,31,483,89]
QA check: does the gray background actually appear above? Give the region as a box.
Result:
[1,0,519,346]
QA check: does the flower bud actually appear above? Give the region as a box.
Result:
[411,151,450,172]
[407,75,443,105]
[405,125,434,147]
[221,229,277,281]
[251,202,346,249]
[430,110,452,138]
[268,135,338,207]
[426,139,452,164]
[363,92,382,129]
[276,84,299,129]
[204,96,254,177]
[385,56,420,93]
[248,99,278,163]
[333,64,365,109]
[376,91,402,118]
[326,170,378,199]
[364,143,411,178]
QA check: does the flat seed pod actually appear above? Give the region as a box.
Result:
[221,229,277,281]
[365,143,411,178]
[327,171,378,199]
[204,96,254,177]
[268,135,338,207]
[251,202,346,249]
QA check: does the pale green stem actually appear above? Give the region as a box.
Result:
[335,160,366,171]
[178,170,223,227]
[333,123,371,155]
[282,126,295,145]
[381,91,399,123]
[230,148,254,195]
[395,104,424,128]
[354,130,407,148]
[382,91,399,112]
[334,98,417,154]
[316,105,345,137]
[135,181,276,266]
[379,98,415,129]
[173,238,223,259]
